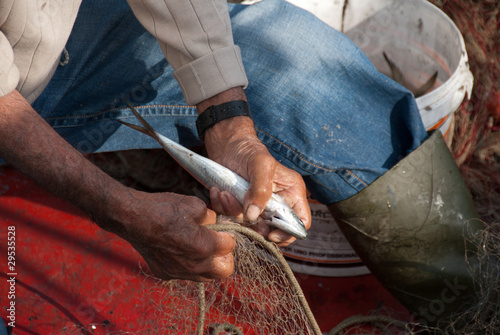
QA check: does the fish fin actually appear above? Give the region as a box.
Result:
[119,100,162,143]
[414,71,438,98]
[383,51,405,86]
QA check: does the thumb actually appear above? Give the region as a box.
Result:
[244,155,277,223]
[209,230,236,279]
[212,230,236,256]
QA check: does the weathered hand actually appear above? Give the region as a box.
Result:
[102,189,235,282]
[0,90,235,282]
[204,116,311,247]
[196,87,310,246]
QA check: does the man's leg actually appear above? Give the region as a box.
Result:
[229,0,428,203]
[327,131,483,326]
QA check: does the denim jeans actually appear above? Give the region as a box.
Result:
[28,0,428,204]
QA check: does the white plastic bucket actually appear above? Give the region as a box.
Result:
[288,0,473,139]
[281,0,473,277]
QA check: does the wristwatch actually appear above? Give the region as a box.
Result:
[196,100,251,140]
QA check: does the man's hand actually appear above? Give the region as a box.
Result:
[197,88,311,246]
[102,189,235,282]
[0,90,234,282]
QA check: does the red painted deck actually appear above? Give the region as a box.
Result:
[0,166,408,334]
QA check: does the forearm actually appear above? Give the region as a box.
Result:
[195,86,247,114]
[198,87,257,161]
[0,90,235,281]
[0,90,127,229]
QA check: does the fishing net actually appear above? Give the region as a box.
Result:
[439,222,500,335]
[144,217,321,335]
[325,221,500,335]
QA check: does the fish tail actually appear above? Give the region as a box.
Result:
[117,119,149,135]
[117,100,161,142]
[383,51,405,86]
[414,71,438,98]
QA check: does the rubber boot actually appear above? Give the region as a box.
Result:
[328,131,484,326]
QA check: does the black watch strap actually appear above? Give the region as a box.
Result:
[196,100,251,140]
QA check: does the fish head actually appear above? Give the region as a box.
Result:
[270,207,308,240]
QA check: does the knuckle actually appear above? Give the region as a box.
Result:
[252,181,271,194]
[290,169,302,179]
[195,241,215,259]
[257,153,277,169]
[193,198,210,215]
[191,231,216,259]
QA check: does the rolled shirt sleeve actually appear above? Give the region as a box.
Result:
[127,0,248,105]
[0,32,20,97]
[0,0,81,103]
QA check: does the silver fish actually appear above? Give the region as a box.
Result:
[118,102,308,240]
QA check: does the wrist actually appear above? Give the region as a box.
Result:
[196,87,246,114]
[205,115,256,141]
[196,87,253,141]
[81,175,132,234]
[196,100,251,140]
[204,116,259,162]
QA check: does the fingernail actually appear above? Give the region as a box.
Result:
[246,205,261,223]
[210,187,219,199]
[221,192,230,207]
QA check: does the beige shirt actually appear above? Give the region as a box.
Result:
[0,0,248,105]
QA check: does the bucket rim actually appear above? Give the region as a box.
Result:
[414,0,474,128]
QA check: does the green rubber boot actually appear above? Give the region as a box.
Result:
[328,131,484,326]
